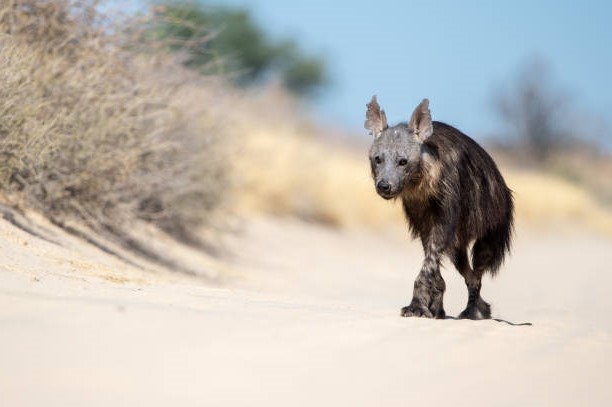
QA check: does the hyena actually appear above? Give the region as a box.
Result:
[365,96,513,319]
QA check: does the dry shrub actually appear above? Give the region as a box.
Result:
[0,0,231,248]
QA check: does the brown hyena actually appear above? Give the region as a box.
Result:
[365,96,514,319]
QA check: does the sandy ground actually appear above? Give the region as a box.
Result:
[1,214,612,406]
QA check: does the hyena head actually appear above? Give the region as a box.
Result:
[365,96,434,200]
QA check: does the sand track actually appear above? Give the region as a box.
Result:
[1,215,611,406]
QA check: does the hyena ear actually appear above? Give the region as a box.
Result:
[408,98,433,142]
[364,95,388,137]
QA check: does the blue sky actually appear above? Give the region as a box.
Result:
[115,0,612,142]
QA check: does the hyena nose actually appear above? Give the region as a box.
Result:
[376,180,392,194]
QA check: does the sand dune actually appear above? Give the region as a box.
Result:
[1,215,611,406]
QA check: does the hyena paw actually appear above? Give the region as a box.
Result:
[400,304,434,318]
[458,298,491,320]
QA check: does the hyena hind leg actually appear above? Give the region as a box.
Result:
[452,247,491,320]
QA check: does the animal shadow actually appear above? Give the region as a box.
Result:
[444,316,532,326]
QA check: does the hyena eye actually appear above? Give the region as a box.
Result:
[374,156,382,164]
[398,158,408,166]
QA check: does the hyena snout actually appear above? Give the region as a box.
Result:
[375,179,399,199]
[376,180,392,194]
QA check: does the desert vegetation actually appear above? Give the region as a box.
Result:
[0,0,235,263]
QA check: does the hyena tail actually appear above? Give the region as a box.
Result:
[471,195,514,277]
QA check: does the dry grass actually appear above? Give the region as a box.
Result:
[0,0,232,249]
[506,171,612,234]
[235,128,396,228]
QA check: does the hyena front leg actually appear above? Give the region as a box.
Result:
[401,233,446,319]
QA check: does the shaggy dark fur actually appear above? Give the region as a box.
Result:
[365,96,514,319]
